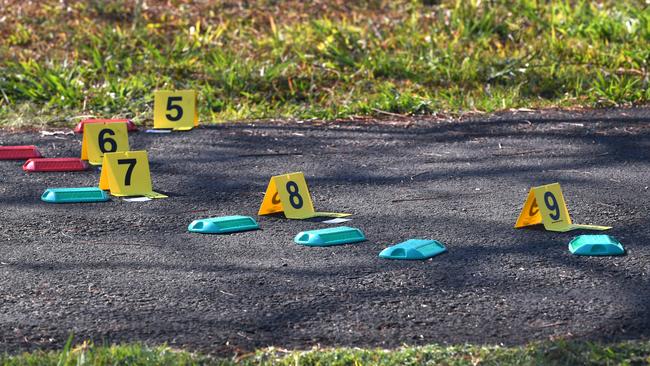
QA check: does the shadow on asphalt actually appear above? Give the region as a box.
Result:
[1,108,649,354]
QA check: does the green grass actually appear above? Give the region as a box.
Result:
[2,339,650,366]
[0,0,648,127]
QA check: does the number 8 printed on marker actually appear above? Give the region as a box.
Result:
[286,181,303,209]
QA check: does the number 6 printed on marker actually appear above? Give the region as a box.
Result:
[81,123,129,166]
[98,129,118,153]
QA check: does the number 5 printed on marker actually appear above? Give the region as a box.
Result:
[165,96,183,122]
[153,90,198,130]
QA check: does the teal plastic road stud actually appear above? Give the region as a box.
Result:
[568,235,625,256]
[41,187,110,203]
[294,226,366,247]
[188,215,259,234]
[379,239,447,260]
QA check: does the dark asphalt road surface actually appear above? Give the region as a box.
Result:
[1,108,649,355]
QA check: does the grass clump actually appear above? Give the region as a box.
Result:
[2,338,650,365]
[0,1,648,127]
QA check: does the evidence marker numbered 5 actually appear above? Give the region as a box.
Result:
[153,90,199,131]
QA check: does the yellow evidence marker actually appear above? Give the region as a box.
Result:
[81,122,129,165]
[99,150,167,198]
[515,183,610,232]
[153,90,198,130]
[258,172,350,219]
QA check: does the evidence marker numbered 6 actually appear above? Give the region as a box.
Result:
[81,122,129,165]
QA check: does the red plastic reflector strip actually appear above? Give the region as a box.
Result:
[23,158,88,172]
[74,119,138,133]
[0,145,41,160]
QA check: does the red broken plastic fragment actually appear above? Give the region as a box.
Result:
[74,119,138,133]
[22,158,88,172]
[0,145,42,160]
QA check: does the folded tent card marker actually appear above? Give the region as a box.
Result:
[258,172,350,220]
[99,150,167,199]
[515,182,610,232]
[81,122,130,166]
[153,90,198,131]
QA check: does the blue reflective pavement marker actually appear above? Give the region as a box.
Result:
[568,235,625,256]
[379,239,447,260]
[294,226,366,247]
[188,215,259,234]
[41,187,110,203]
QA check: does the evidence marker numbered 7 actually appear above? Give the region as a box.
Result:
[99,150,167,199]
